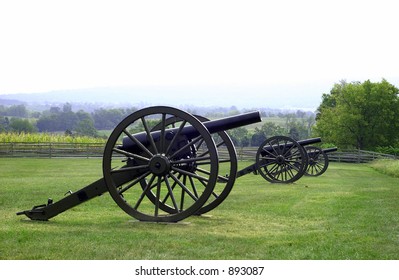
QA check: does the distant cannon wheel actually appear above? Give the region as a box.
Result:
[102,106,219,223]
[304,146,329,176]
[147,115,237,215]
[255,136,307,183]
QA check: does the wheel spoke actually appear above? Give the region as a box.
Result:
[276,165,285,180]
[172,166,210,183]
[188,175,199,199]
[133,174,156,210]
[154,176,162,217]
[169,172,198,201]
[286,148,302,159]
[159,113,166,153]
[161,172,182,204]
[197,140,225,157]
[284,164,296,179]
[281,139,291,155]
[164,176,179,212]
[169,136,203,159]
[123,129,154,158]
[196,138,205,151]
[211,190,219,199]
[165,120,187,155]
[180,175,188,210]
[170,156,211,165]
[112,148,150,163]
[266,163,280,176]
[313,150,322,159]
[195,167,229,183]
[270,141,281,156]
[285,160,302,172]
[141,117,158,154]
[118,171,152,194]
[111,164,149,174]
[315,161,325,171]
[262,147,279,158]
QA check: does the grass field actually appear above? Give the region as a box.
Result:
[1,158,398,260]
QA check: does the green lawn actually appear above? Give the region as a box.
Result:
[1,158,398,260]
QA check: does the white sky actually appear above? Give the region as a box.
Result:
[1,0,398,96]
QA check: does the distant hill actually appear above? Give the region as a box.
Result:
[0,84,323,111]
[0,98,25,106]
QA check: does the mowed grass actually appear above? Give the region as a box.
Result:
[1,158,398,260]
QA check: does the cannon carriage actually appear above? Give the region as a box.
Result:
[17,106,335,223]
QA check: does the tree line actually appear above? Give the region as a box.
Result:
[0,104,138,137]
[4,78,397,153]
[0,103,315,144]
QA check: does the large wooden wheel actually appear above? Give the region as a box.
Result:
[146,115,237,215]
[304,146,329,176]
[102,106,219,222]
[255,136,308,183]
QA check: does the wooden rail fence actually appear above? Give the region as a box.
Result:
[0,142,397,162]
[0,142,105,158]
[327,149,396,163]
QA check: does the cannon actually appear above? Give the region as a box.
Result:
[304,146,338,176]
[17,106,262,223]
[236,136,322,183]
[17,106,327,223]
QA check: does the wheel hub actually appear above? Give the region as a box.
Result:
[149,154,171,176]
[275,155,286,165]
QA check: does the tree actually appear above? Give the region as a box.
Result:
[250,122,287,146]
[314,79,399,149]
[250,130,265,146]
[0,117,10,131]
[36,104,92,132]
[6,105,28,117]
[36,115,58,132]
[92,108,127,130]
[75,119,98,137]
[260,122,285,138]
[228,127,250,147]
[9,118,37,133]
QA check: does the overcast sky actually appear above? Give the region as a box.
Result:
[1,0,398,108]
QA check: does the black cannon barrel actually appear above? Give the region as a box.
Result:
[296,137,322,146]
[201,111,261,134]
[323,147,338,153]
[122,111,262,151]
